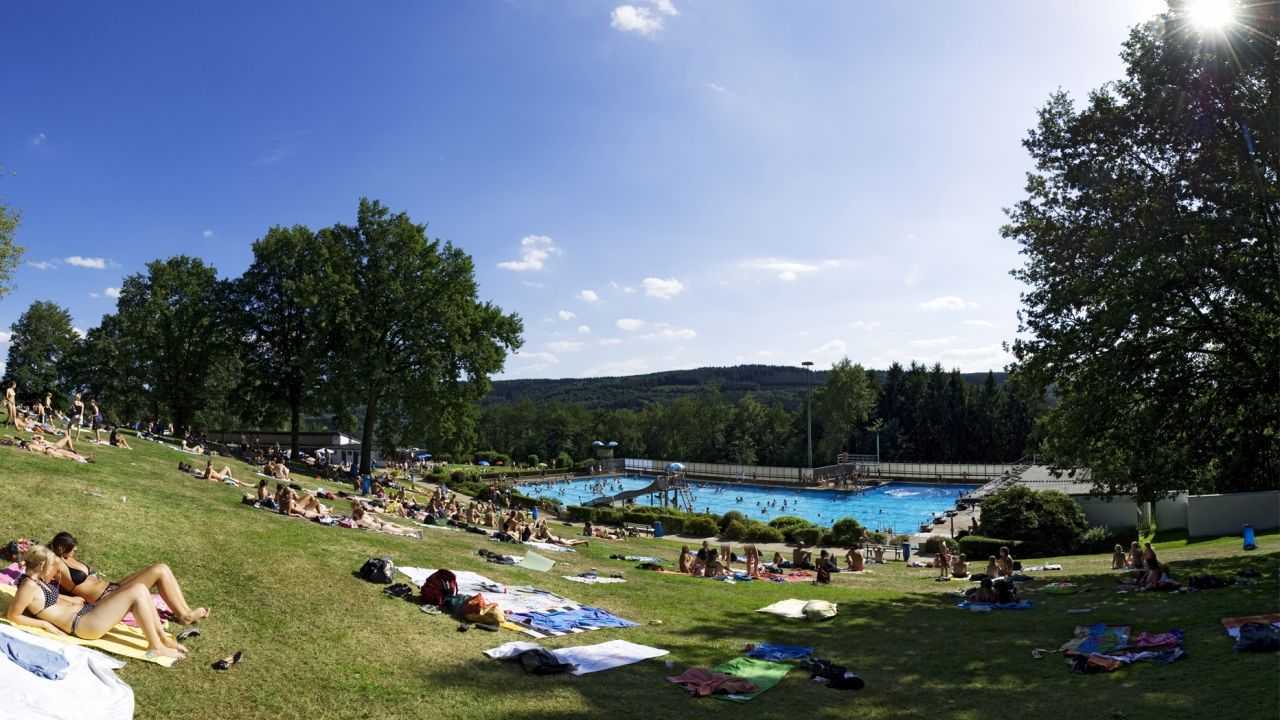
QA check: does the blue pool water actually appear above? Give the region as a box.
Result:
[522,476,978,534]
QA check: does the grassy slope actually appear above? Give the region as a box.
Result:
[0,435,1276,720]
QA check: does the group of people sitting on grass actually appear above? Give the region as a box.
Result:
[1112,541,1182,591]
[5,532,208,662]
[933,543,973,579]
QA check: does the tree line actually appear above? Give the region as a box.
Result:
[2,199,523,473]
[476,359,1044,467]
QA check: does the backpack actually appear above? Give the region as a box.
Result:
[358,557,395,584]
[1234,622,1280,653]
[421,569,458,608]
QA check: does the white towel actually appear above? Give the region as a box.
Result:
[484,639,667,675]
[0,625,135,720]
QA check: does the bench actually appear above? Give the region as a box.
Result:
[622,522,654,537]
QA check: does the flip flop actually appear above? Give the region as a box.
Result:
[177,628,201,641]
[212,650,244,670]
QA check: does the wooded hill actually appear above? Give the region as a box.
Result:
[484,364,1007,411]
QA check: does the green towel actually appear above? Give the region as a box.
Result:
[711,657,791,702]
[516,551,555,572]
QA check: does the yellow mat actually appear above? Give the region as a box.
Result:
[0,582,177,666]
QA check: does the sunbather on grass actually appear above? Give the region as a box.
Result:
[107,426,132,449]
[350,501,421,538]
[1111,544,1127,569]
[532,519,586,546]
[48,531,209,625]
[16,434,92,462]
[845,545,865,572]
[198,459,253,488]
[9,545,185,660]
[277,486,330,519]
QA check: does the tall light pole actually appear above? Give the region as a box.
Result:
[802,361,814,469]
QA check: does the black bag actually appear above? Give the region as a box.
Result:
[358,557,395,584]
[1234,622,1280,653]
[517,648,574,675]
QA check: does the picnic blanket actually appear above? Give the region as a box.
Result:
[505,606,638,637]
[757,599,838,620]
[956,600,1035,611]
[561,576,626,585]
[484,639,666,675]
[710,657,792,702]
[0,584,177,667]
[524,541,575,554]
[1061,625,1185,672]
[0,625,135,720]
[745,643,813,661]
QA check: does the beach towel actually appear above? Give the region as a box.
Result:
[667,667,758,698]
[956,600,1035,611]
[0,626,69,679]
[561,576,626,584]
[0,585,177,667]
[710,657,791,702]
[1064,628,1185,672]
[485,639,667,675]
[745,643,812,662]
[505,606,638,637]
[0,626,135,720]
[1062,624,1130,656]
[1025,564,1063,571]
[1221,614,1280,638]
[609,555,663,563]
[524,541,575,554]
[757,599,837,620]
[516,552,556,573]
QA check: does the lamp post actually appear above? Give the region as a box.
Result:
[802,361,814,470]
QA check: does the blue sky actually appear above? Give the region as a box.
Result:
[1,0,1168,378]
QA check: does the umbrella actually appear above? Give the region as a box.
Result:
[666,462,685,472]
[591,440,605,447]
[415,452,432,459]
[607,441,619,447]
[537,462,548,468]
[478,461,491,466]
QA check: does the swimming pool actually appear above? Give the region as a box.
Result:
[523,476,978,534]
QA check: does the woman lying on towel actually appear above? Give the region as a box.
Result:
[198,459,253,488]
[531,519,587,546]
[16,433,93,463]
[277,485,331,519]
[49,532,209,625]
[350,501,422,538]
[8,545,186,660]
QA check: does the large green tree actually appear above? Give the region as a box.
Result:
[812,357,877,463]
[3,300,78,401]
[323,199,523,473]
[1003,1,1279,498]
[0,167,22,299]
[232,225,327,456]
[112,256,234,433]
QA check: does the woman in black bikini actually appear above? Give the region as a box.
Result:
[49,532,209,625]
[8,545,186,660]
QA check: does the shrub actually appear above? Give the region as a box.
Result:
[623,509,661,524]
[792,527,823,546]
[655,514,684,534]
[868,531,888,545]
[595,508,624,526]
[923,535,958,555]
[740,524,784,543]
[1075,525,1137,554]
[979,485,1089,556]
[683,516,719,537]
[526,454,539,467]
[449,470,467,485]
[566,506,595,523]
[555,451,573,469]
[768,515,810,530]
[957,536,1025,561]
[719,511,747,533]
[827,518,866,547]
[723,519,748,541]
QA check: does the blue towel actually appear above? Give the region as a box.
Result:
[746,643,813,661]
[956,600,1035,611]
[0,631,70,680]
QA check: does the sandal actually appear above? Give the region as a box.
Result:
[177,628,201,641]
[212,650,244,670]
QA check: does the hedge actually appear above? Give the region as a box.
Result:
[683,516,719,537]
[1075,525,1137,554]
[957,536,1027,560]
[923,535,958,555]
[740,524,785,543]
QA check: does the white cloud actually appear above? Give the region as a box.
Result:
[640,327,696,341]
[611,5,664,36]
[64,256,111,270]
[547,340,585,353]
[557,310,576,321]
[511,351,560,373]
[27,260,58,270]
[105,287,121,299]
[29,133,47,146]
[642,277,685,299]
[910,336,958,348]
[521,281,545,289]
[623,286,635,294]
[89,292,99,299]
[0,331,11,344]
[962,319,995,327]
[918,295,977,311]
[585,358,650,377]
[203,230,215,238]
[72,327,86,339]
[740,257,839,282]
[599,338,623,346]
[850,320,881,331]
[653,0,678,15]
[812,339,847,357]
[498,235,561,272]
[577,324,591,334]
[708,83,727,93]
[579,290,599,303]
[616,318,646,331]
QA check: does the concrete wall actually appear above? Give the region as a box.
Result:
[1074,496,1140,529]
[1187,491,1280,538]
[1154,493,1189,530]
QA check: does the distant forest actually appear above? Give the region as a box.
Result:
[477,363,1042,467]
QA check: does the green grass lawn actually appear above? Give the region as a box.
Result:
[1,433,1276,720]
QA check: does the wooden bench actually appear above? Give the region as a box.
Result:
[622,522,654,537]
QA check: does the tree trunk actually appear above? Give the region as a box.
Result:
[288,383,302,460]
[359,388,380,475]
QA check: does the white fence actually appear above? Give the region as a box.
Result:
[1186,490,1280,537]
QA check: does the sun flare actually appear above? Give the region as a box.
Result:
[1186,0,1235,30]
